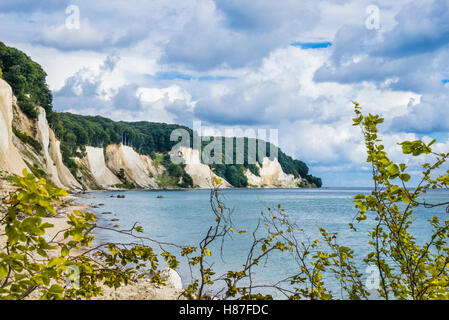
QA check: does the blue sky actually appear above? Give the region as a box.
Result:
[1,0,449,187]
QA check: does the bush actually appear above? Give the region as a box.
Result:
[155,172,179,188]
[0,169,174,299]
[60,144,78,176]
[213,164,248,188]
[115,168,135,189]
[18,98,39,119]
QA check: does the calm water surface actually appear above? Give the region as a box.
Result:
[78,187,449,299]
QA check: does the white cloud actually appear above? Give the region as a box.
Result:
[1,0,448,186]
[40,19,106,50]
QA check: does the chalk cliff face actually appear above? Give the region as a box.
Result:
[177,146,231,188]
[105,144,159,188]
[0,79,81,190]
[83,146,121,188]
[0,79,27,175]
[245,157,303,188]
[36,108,82,190]
[0,78,312,191]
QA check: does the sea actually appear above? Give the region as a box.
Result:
[77,187,449,299]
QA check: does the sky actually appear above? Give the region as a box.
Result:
[1,0,449,187]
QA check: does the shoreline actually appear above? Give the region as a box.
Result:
[57,193,186,300]
[0,186,185,300]
[72,185,320,196]
[2,182,322,300]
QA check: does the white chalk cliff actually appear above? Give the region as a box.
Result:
[177,146,231,188]
[83,146,121,188]
[0,79,82,190]
[36,108,82,190]
[245,157,303,188]
[105,144,159,188]
[0,78,312,191]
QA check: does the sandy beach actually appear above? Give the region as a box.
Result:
[0,185,184,300]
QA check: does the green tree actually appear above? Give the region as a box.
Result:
[0,169,181,300]
[0,42,53,119]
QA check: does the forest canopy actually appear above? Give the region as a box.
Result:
[54,112,321,187]
[0,41,53,119]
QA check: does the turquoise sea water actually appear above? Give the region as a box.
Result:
[78,187,449,299]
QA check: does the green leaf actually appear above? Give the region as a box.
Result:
[72,230,83,241]
[61,246,69,257]
[402,193,411,204]
[48,284,64,294]
[37,248,47,257]
[387,163,399,176]
[400,173,411,182]
[48,257,66,267]
[0,264,8,279]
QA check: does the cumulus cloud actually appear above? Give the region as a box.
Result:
[189,46,417,126]
[162,0,321,70]
[54,56,194,124]
[390,92,449,134]
[314,0,449,93]
[39,19,109,51]
[2,0,449,186]
[310,0,449,145]
[216,0,319,32]
[372,0,449,58]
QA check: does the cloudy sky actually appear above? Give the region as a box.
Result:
[1,0,449,186]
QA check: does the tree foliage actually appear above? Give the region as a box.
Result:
[0,42,53,119]
[0,169,179,299]
[212,164,248,188]
[206,137,320,187]
[53,112,190,156]
[55,113,320,188]
[350,102,449,299]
